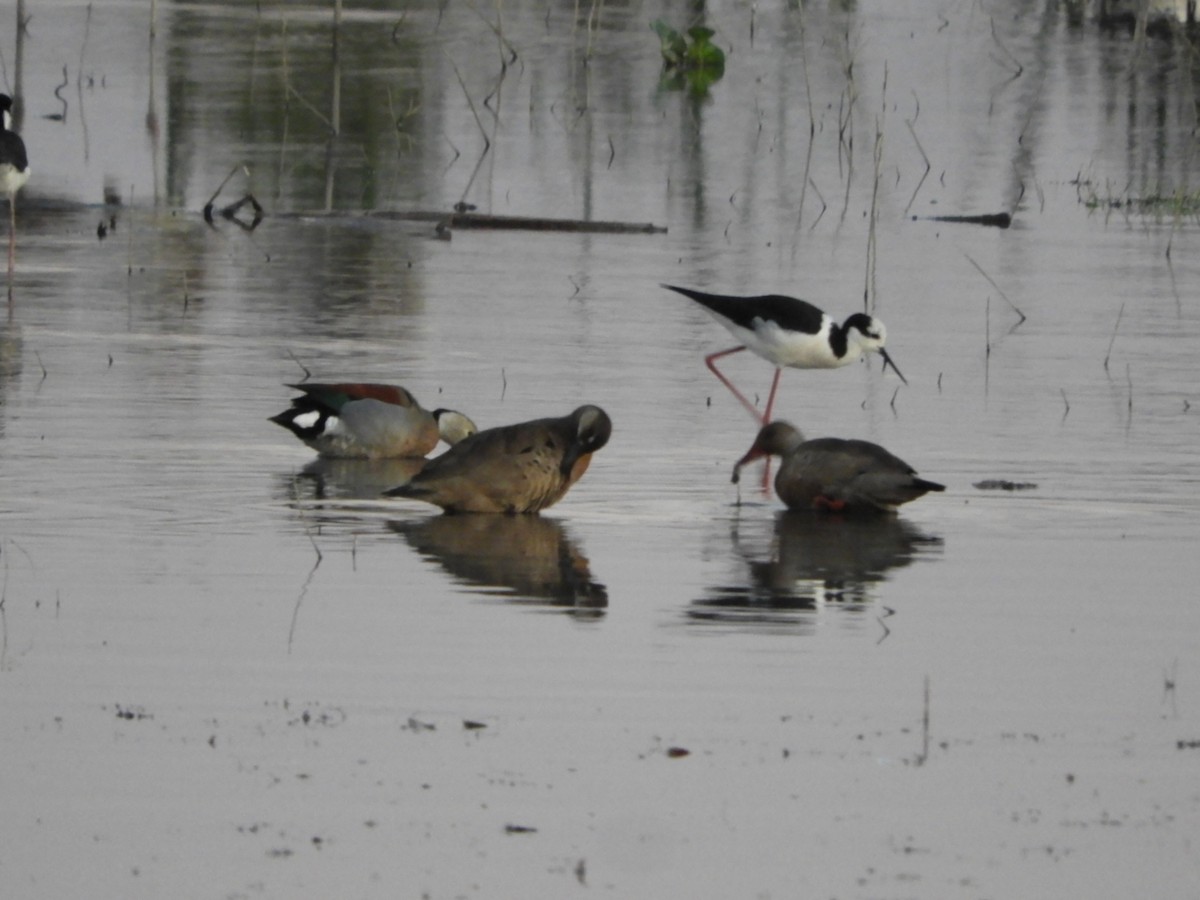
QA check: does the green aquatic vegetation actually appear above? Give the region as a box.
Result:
[1075,176,1200,218]
[651,20,725,95]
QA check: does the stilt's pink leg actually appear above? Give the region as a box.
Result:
[755,368,783,490]
[761,367,782,424]
[705,348,781,494]
[704,346,767,424]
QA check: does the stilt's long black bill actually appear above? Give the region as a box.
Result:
[879,348,907,384]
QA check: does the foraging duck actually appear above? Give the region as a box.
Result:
[663,284,905,424]
[384,405,612,514]
[732,421,943,513]
[270,382,476,459]
[1,94,30,283]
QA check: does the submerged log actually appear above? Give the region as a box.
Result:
[286,208,668,234]
[915,212,1012,229]
[430,210,666,233]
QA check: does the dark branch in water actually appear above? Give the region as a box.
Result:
[278,209,667,234]
[917,212,1011,228]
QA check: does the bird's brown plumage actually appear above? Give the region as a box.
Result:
[384,405,612,514]
[733,421,944,513]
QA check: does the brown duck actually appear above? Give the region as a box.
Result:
[384,405,612,514]
[733,421,944,513]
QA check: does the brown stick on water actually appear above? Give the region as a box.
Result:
[278,209,667,234]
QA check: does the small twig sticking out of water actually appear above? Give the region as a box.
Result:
[127,184,135,276]
[889,386,899,412]
[287,350,312,380]
[446,54,493,208]
[205,166,246,213]
[500,367,507,401]
[903,116,931,218]
[990,17,1023,78]
[806,178,827,231]
[1103,302,1124,373]
[77,4,93,90]
[182,271,189,314]
[985,296,991,358]
[462,0,519,67]
[875,605,893,644]
[915,675,931,766]
[984,297,991,397]
[937,372,943,393]
[864,66,886,314]
[35,351,47,382]
[790,9,817,241]
[288,535,324,654]
[1126,364,1133,416]
[585,0,604,62]
[51,66,69,122]
[964,252,1026,324]
[1060,388,1070,421]
[1163,658,1178,717]
[607,136,615,170]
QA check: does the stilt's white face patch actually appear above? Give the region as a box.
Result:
[293,410,323,430]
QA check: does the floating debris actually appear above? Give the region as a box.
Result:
[114,704,152,721]
[973,479,1038,491]
[916,212,1012,228]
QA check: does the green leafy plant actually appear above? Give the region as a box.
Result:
[651,20,726,95]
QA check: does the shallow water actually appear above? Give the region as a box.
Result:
[3,1,1200,897]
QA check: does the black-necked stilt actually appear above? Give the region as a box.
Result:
[732,421,944,513]
[270,382,477,459]
[1,94,29,284]
[663,284,906,424]
[384,405,612,514]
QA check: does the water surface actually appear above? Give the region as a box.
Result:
[3,2,1200,897]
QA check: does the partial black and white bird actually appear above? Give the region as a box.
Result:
[270,382,476,459]
[663,284,906,424]
[1,94,30,284]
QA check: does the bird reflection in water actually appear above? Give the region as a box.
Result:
[690,511,942,629]
[288,457,430,502]
[389,514,607,617]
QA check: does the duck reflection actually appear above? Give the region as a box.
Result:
[287,456,429,502]
[388,514,607,616]
[690,511,942,627]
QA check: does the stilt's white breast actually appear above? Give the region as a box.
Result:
[738,313,845,369]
